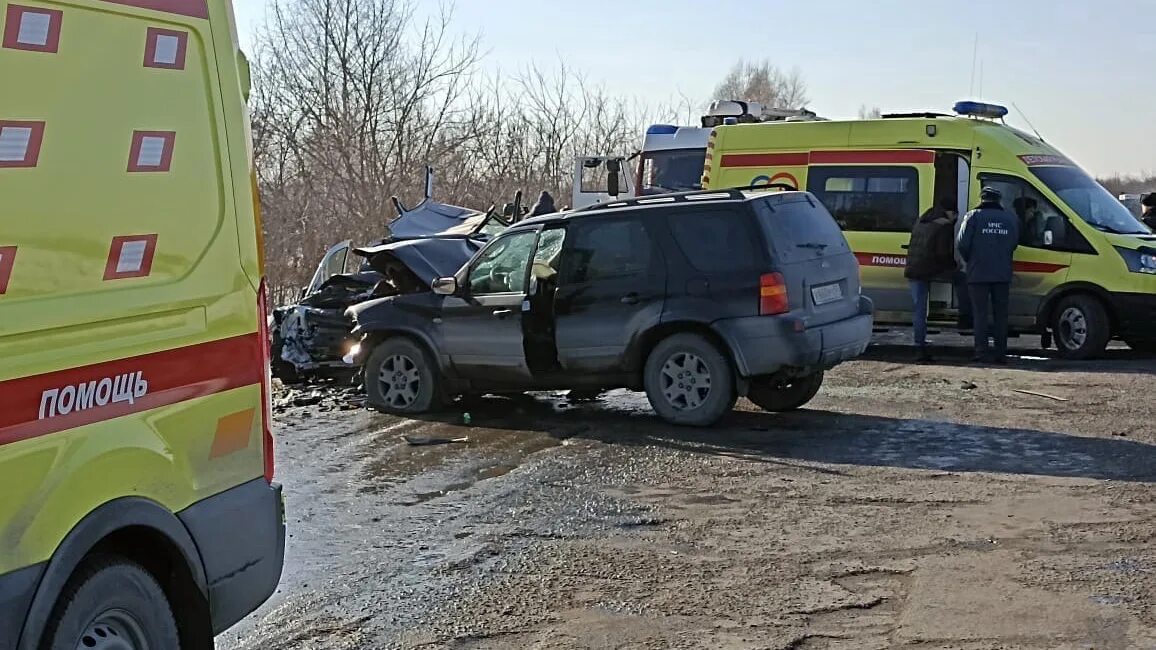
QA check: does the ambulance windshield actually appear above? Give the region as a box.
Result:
[1031,166,1152,235]
[639,148,707,195]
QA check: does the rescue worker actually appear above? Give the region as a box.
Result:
[1142,193,1156,231]
[904,197,958,362]
[528,190,557,217]
[958,187,1020,364]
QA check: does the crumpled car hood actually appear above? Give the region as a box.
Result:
[388,200,486,240]
[354,237,481,286]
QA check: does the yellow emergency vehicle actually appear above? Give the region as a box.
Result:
[703,101,1156,359]
[0,1,283,647]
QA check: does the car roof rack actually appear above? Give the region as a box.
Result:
[574,184,797,213]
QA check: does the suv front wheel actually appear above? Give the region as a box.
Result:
[747,371,824,412]
[644,333,736,427]
[366,338,444,414]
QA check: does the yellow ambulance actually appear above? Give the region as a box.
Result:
[703,101,1156,359]
[0,1,283,647]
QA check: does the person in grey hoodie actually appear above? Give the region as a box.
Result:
[958,187,1020,364]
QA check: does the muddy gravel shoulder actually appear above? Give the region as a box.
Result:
[218,352,1156,650]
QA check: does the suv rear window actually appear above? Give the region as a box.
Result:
[753,195,850,263]
[667,208,761,272]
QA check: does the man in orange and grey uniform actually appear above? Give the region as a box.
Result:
[1142,193,1156,231]
[958,187,1020,364]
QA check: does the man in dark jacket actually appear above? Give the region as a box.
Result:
[958,187,1020,364]
[1142,193,1156,231]
[528,191,557,217]
[904,197,958,362]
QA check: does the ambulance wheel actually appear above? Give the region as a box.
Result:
[1051,295,1111,360]
[366,338,444,414]
[42,557,180,650]
[747,371,825,412]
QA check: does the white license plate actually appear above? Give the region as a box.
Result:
[811,282,843,305]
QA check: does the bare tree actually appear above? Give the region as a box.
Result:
[858,105,882,119]
[712,59,808,109]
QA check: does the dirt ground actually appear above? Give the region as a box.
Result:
[218,334,1156,650]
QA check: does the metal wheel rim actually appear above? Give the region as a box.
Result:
[1058,307,1088,349]
[660,351,712,411]
[77,610,149,650]
[378,354,421,408]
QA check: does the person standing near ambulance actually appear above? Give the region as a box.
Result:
[904,197,958,362]
[1141,193,1156,231]
[958,187,1020,364]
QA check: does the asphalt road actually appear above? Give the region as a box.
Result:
[217,336,1156,649]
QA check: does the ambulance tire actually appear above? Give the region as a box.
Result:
[747,371,825,413]
[1051,294,1111,360]
[365,338,445,414]
[42,556,180,650]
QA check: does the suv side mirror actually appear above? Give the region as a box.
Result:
[606,159,621,197]
[432,277,458,295]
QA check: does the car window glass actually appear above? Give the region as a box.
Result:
[467,231,537,294]
[808,166,920,232]
[978,175,1069,250]
[561,219,653,284]
[531,228,566,282]
[753,197,850,262]
[668,208,760,272]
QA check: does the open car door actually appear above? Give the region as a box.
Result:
[571,156,634,210]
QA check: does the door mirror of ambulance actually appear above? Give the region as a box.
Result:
[432,277,458,296]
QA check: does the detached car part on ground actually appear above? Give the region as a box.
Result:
[347,188,874,427]
[270,198,508,383]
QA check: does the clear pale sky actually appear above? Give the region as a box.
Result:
[233,0,1155,177]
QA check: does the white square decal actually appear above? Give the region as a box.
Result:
[153,35,179,65]
[16,11,51,47]
[0,127,33,162]
[136,136,166,167]
[116,241,148,273]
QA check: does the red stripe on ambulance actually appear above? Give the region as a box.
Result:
[810,150,935,165]
[0,333,262,446]
[855,253,1068,275]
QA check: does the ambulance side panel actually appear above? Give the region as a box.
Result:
[0,0,279,643]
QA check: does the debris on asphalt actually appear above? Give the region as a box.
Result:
[1012,389,1068,402]
[960,380,978,390]
[403,435,470,446]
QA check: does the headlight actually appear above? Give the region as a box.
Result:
[1115,246,1156,275]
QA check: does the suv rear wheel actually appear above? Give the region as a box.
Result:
[1051,294,1111,360]
[366,338,444,414]
[644,333,736,427]
[747,371,824,412]
[42,556,179,650]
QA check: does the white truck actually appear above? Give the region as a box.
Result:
[572,100,824,209]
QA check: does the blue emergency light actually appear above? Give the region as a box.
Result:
[645,124,679,136]
[953,101,1009,119]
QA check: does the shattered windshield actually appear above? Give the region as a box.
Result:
[640,148,706,195]
[1030,166,1151,235]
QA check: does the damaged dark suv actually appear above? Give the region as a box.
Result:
[348,189,874,427]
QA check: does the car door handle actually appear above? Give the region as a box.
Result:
[492,309,513,318]
[620,293,640,305]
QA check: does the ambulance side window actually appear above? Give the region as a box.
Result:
[807,166,920,233]
[978,174,1093,253]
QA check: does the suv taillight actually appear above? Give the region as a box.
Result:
[256,279,275,483]
[759,273,789,315]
